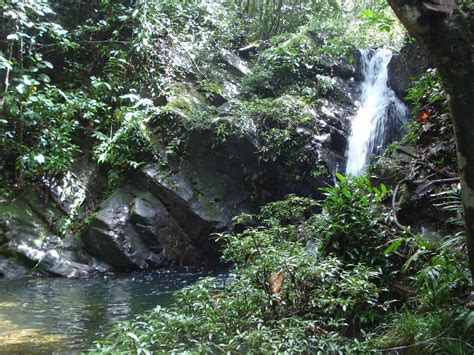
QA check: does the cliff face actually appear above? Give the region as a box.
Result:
[0,21,416,278]
[388,42,430,99]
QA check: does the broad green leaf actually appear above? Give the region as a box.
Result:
[384,238,404,255]
[336,173,346,183]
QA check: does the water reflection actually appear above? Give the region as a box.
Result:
[0,267,228,353]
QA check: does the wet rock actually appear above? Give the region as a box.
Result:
[42,155,104,216]
[198,77,243,107]
[81,187,164,271]
[0,256,28,278]
[0,190,101,277]
[130,190,199,263]
[39,249,93,277]
[126,124,264,262]
[166,82,209,121]
[8,243,93,277]
[0,34,364,278]
[392,145,419,163]
[427,142,454,163]
[397,179,456,236]
[221,78,243,100]
[138,163,238,262]
[317,100,353,141]
[0,195,61,249]
[331,58,355,80]
[353,49,367,82]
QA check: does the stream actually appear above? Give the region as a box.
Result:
[0,267,228,353]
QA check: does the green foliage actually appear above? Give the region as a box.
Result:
[96,191,388,353]
[305,2,404,56]
[0,2,470,352]
[412,231,470,309]
[259,194,318,225]
[0,0,78,181]
[402,69,452,145]
[92,107,155,186]
[95,261,384,353]
[360,9,396,33]
[405,69,448,116]
[96,175,473,353]
[0,0,405,190]
[209,95,317,185]
[415,253,469,309]
[314,174,392,265]
[431,187,464,227]
[378,306,474,353]
[237,0,339,40]
[244,33,325,96]
[2,85,83,179]
[0,0,246,188]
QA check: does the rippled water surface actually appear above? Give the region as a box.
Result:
[0,268,228,353]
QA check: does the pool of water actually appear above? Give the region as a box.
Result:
[0,268,228,353]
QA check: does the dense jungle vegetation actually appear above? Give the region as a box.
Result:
[1,0,474,353]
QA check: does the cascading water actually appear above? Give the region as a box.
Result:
[345,47,409,176]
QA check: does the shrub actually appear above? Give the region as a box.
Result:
[313,174,392,265]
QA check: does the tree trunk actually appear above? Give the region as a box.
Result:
[388,1,474,288]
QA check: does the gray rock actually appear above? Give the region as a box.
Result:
[42,155,104,216]
[0,34,365,278]
[81,187,164,270]
[8,243,93,277]
[130,191,198,263]
[388,42,430,98]
[0,190,101,277]
[81,185,203,269]
[138,164,229,262]
[331,58,355,80]
[0,256,28,278]
[238,42,262,60]
[166,82,209,121]
[393,145,419,163]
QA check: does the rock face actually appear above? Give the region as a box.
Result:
[82,187,165,270]
[79,124,260,270]
[388,42,430,99]
[0,190,100,278]
[0,37,416,278]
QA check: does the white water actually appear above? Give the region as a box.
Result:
[345,47,409,176]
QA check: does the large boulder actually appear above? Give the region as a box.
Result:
[81,184,208,270]
[80,123,261,270]
[388,42,430,99]
[137,157,254,260]
[0,190,97,278]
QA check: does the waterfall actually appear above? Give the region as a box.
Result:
[345,47,409,176]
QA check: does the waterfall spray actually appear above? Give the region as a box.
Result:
[345,47,409,176]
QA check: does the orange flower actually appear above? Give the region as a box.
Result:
[418,110,430,123]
